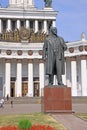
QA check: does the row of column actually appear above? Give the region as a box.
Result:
[0,18,56,33]
[65,56,87,96]
[5,59,44,97]
[9,0,34,7]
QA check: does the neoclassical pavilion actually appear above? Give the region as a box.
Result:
[0,0,87,97]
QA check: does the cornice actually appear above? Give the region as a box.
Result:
[0,8,57,19]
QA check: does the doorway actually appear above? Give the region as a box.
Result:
[10,82,15,97]
[34,82,39,97]
[22,82,28,96]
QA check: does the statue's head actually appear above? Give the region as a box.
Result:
[50,27,57,36]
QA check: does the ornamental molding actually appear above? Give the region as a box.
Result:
[28,50,33,55]
[69,47,74,53]
[17,50,23,55]
[38,50,43,55]
[79,46,83,52]
[6,50,12,55]
[85,46,87,51]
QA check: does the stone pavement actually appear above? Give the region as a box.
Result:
[52,114,87,130]
[0,103,87,130]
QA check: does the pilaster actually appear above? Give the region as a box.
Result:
[71,57,77,96]
[35,20,38,33]
[28,59,33,97]
[0,19,2,33]
[16,59,22,97]
[7,19,11,30]
[39,59,44,96]
[17,19,20,30]
[43,20,47,33]
[80,55,87,96]
[5,59,11,97]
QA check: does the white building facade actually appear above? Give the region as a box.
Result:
[0,0,87,97]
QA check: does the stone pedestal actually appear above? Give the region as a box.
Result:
[43,86,72,113]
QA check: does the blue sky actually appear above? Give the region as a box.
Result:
[0,0,87,42]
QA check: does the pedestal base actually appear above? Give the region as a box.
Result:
[43,86,73,113]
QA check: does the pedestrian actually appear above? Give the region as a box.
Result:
[11,99,13,108]
[0,98,4,108]
[7,94,9,101]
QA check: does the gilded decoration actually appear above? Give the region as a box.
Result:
[19,27,30,40]
[0,27,47,43]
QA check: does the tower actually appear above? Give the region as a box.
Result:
[9,0,34,8]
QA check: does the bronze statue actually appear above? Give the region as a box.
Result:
[42,27,67,86]
[44,0,52,7]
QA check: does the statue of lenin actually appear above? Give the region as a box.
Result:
[42,27,67,86]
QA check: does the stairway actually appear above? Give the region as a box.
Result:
[4,97,41,104]
[2,96,87,104]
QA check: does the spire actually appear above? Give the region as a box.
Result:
[9,0,34,8]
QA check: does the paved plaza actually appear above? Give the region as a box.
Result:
[0,103,87,130]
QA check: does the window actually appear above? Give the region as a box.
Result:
[30,20,34,29]
[38,21,43,31]
[12,20,16,31]
[21,20,25,27]
[2,19,7,31]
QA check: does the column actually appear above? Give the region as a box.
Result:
[43,20,47,33]
[16,59,22,97]
[7,19,11,30]
[80,56,87,96]
[0,19,2,33]
[28,59,33,97]
[39,60,45,96]
[71,57,77,96]
[35,20,38,33]
[66,57,71,87]
[17,19,20,29]
[28,0,34,6]
[62,61,67,85]
[5,59,11,97]
[52,20,56,27]
[26,20,30,29]
[9,0,16,5]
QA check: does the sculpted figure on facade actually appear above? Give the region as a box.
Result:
[44,0,52,7]
[42,27,67,86]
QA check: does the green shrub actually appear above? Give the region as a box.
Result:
[18,119,32,129]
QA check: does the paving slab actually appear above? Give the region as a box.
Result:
[52,114,87,130]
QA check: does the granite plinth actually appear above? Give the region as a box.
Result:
[43,86,72,113]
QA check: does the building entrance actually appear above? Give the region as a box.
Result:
[22,82,28,96]
[10,82,15,97]
[34,82,39,96]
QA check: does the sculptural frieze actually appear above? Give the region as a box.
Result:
[0,27,47,43]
